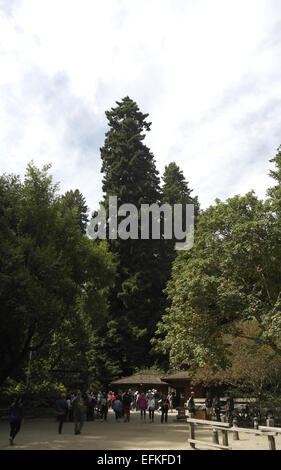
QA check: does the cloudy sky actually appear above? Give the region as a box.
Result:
[1,0,281,212]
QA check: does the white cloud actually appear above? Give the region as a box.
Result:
[0,0,281,212]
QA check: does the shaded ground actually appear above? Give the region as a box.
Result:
[1,409,281,450]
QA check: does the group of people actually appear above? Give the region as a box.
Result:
[8,389,235,444]
[54,388,174,435]
[186,391,235,423]
[56,390,110,435]
[132,390,170,423]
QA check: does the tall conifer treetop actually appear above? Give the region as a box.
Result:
[98,97,165,373]
[100,96,160,206]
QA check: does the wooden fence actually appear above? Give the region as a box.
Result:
[186,417,281,450]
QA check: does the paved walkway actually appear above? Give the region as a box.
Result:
[1,410,281,450]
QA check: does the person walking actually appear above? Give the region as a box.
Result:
[147,395,155,423]
[9,396,24,445]
[73,390,87,434]
[160,396,169,423]
[55,393,68,434]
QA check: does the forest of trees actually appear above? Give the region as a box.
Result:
[1,96,281,402]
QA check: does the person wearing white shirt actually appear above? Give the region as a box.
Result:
[147,397,155,423]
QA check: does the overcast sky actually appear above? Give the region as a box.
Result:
[1,0,281,212]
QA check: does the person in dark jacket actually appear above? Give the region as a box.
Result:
[55,393,68,434]
[122,392,132,422]
[226,393,234,423]
[187,391,196,417]
[205,392,213,420]
[100,393,109,421]
[160,396,170,423]
[9,396,24,445]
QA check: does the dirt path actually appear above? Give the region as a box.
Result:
[1,409,280,450]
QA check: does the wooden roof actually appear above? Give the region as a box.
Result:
[109,372,168,386]
[160,371,191,381]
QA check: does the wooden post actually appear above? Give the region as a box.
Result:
[267,435,276,451]
[218,416,229,447]
[212,428,219,444]
[221,428,229,447]
[189,422,196,449]
[232,418,239,440]
[266,418,276,450]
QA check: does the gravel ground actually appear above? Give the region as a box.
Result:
[1,409,280,451]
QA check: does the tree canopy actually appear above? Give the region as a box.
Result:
[153,147,281,373]
[0,163,115,388]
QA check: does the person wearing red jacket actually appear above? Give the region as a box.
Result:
[137,392,148,420]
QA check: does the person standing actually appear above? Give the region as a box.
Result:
[170,391,176,410]
[212,395,221,422]
[73,390,87,434]
[205,392,213,420]
[66,395,71,422]
[56,393,68,434]
[122,391,132,422]
[9,396,24,445]
[167,392,173,410]
[86,395,95,421]
[137,393,147,421]
[160,396,170,423]
[69,393,75,422]
[154,389,160,410]
[226,392,234,424]
[134,390,139,410]
[110,391,115,409]
[113,395,122,420]
[187,391,196,418]
[147,395,155,423]
[100,393,108,421]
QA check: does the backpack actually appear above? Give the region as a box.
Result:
[77,399,86,414]
[113,400,121,411]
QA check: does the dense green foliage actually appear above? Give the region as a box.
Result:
[0,163,116,391]
[97,97,168,373]
[3,98,279,401]
[153,146,281,389]
[93,97,201,376]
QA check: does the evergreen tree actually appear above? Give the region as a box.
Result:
[162,162,200,212]
[97,97,167,374]
[61,189,89,234]
[161,161,200,265]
